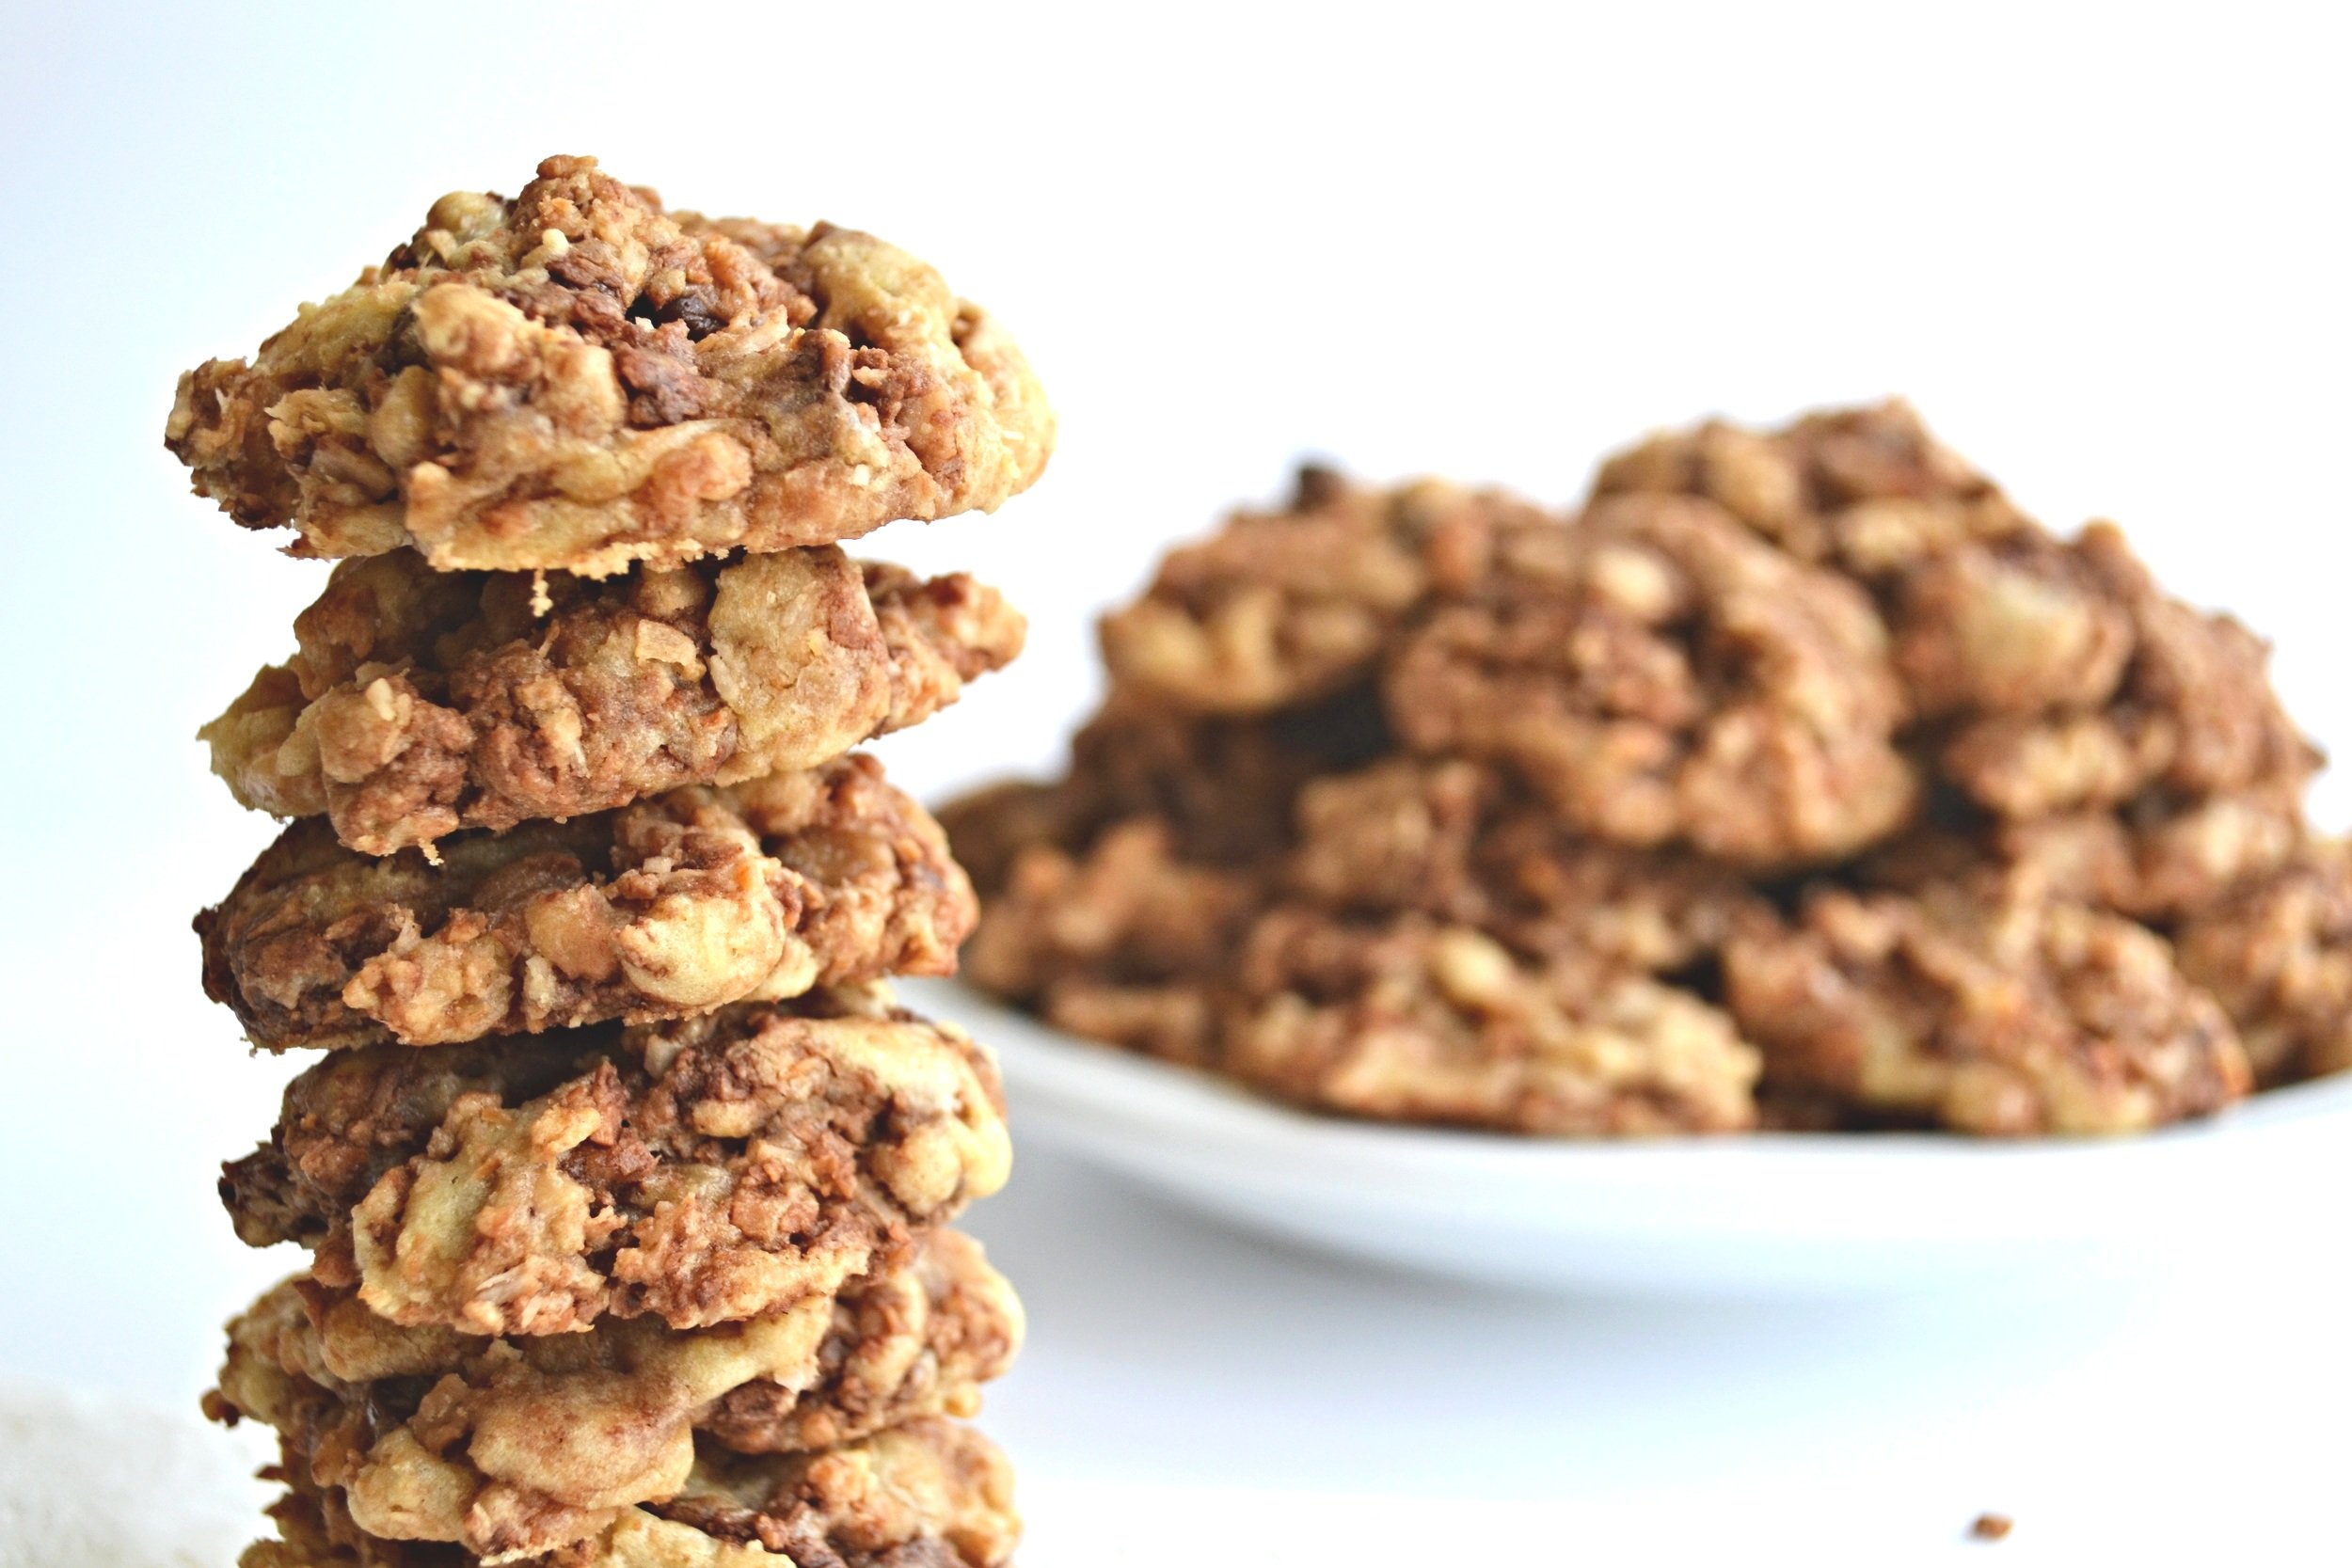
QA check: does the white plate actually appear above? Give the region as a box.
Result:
[903,978,2352,1298]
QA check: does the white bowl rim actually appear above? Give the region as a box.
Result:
[903,976,2352,1176]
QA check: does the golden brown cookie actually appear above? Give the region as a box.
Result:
[1915,522,2316,826]
[198,756,974,1052]
[204,547,1023,856]
[167,155,1053,577]
[2176,843,2352,1085]
[1385,492,1917,865]
[238,1416,1017,1567]
[1590,398,2027,572]
[1866,784,2309,924]
[1596,402,2319,915]
[950,404,2327,1140]
[939,684,1394,893]
[1725,870,2252,1133]
[961,818,1263,1068]
[221,989,1009,1337]
[1281,757,1767,966]
[1226,909,1760,1133]
[1097,467,1550,714]
[208,1232,1019,1561]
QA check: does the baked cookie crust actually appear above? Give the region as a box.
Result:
[167,155,1053,577]
[2177,844,2352,1085]
[1097,467,1549,715]
[204,547,1022,855]
[1596,402,2318,915]
[947,407,2337,1133]
[1725,870,2251,1133]
[198,757,975,1052]
[1226,909,1761,1133]
[961,757,1768,1132]
[237,1416,1017,1567]
[221,989,1010,1337]
[209,1232,1018,1560]
[1385,493,1917,866]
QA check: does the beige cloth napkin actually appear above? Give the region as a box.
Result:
[0,1380,271,1568]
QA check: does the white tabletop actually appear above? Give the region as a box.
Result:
[962,1137,2346,1563]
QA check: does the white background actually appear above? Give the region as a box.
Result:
[0,2,2347,1562]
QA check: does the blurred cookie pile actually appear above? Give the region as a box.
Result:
[947,404,2346,1137]
[169,157,1045,1567]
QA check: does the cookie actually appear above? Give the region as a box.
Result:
[205,547,1021,855]
[222,989,1009,1336]
[167,155,1052,577]
[208,1232,1018,1560]
[199,756,973,1051]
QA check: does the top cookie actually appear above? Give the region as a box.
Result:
[166,155,1054,576]
[1097,467,1553,716]
[1591,398,2027,573]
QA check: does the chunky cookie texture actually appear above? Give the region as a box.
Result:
[1386,493,1916,866]
[940,684,1395,897]
[238,1416,1019,1568]
[962,757,1767,1131]
[1098,467,1549,714]
[951,406,2342,1136]
[177,152,1042,1568]
[1282,758,1768,967]
[204,546,1024,855]
[198,756,975,1051]
[167,155,1053,577]
[221,989,1010,1337]
[1725,870,2251,1134]
[1228,910,1761,1133]
[2177,846,2352,1085]
[1591,399,2028,574]
[963,817,1263,1067]
[1865,784,2311,927]
[1596,401,2319,910]
[207,1231,1019,1560]
[1907,523,2314,816]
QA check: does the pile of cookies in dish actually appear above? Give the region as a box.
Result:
[948,403,2348,1136]
[170,157,1047,1568]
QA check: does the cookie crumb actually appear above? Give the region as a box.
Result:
[1970,1513,2013,1541]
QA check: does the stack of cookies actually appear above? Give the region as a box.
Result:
[948,404,2344,1137]
[170,156,1048,1568]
